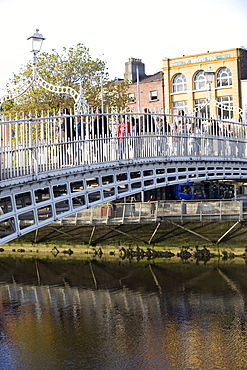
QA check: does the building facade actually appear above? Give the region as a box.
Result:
[162,48,247,120]
[123,58,165,112]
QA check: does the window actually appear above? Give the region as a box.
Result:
[194,99,210,118]
[217,96,233,119]
[194,71,206,90]
[172,101,187,114]
[150,90,158,101]
[127,93,135,103]
[216,67,232,87]
[172,73,187,93]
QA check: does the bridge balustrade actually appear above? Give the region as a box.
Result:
[19,200,247,226]
[0,112,246,181]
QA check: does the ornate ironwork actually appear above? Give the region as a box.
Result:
[0,71,89,113]
[0,76,34,106]
[192,97,244,120]
[0,28,89,114]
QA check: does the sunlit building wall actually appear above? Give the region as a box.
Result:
[162,48,247,120]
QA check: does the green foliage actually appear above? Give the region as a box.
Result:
[2,43,129,115]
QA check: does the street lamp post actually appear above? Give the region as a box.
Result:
[204,66,215,101]
[0,30,88,114]
[27,29,46,70]
[192,67,215,117]
[100,74,104,113]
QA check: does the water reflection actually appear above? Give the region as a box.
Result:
[0,256,247,369]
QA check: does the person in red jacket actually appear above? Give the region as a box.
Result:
[118,117,131,159]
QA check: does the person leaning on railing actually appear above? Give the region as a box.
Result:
[91,108,108,138]
[74,115,86,140]
[117,116,131,159]
[140,108,156,134]
[175,110,190,155]
[189,118,202,156]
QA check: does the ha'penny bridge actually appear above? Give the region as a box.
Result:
[0,111,247,245]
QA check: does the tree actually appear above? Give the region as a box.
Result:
[2,43,129,115]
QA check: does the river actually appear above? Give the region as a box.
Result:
[0,254,247,370]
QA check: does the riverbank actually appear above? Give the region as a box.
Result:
[1,220,247,258]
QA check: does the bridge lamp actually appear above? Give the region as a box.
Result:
[27,29,45,67]
[204,67,215,100]
[0,29,87,113]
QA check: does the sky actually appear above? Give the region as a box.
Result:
[0,0,247,93]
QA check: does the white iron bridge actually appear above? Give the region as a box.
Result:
[0,111,247,245]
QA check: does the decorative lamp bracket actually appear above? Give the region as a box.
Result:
[0,29,89,114]
[192,97,244,121]
[0,70,89,114]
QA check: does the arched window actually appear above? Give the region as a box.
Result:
[172,73,187,93]
[216,67,232,87]
[194,70,206,90]
[217,96,233,119]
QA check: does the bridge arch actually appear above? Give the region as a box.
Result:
[0,111,247,244]
[0,156,247,245]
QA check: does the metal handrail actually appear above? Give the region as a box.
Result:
[0,112,247,181]
[45,199,247,225]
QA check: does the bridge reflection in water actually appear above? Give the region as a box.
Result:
[0,256,247,369]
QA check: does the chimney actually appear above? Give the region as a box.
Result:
[124,58,146,82]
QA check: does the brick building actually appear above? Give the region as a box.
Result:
[119,58,165,113]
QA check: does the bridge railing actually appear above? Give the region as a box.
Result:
[0,112,247,180]
[53,199,246,225]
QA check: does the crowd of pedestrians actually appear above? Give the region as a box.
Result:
[54,108,244,164]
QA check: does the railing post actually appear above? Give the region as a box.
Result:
[139,203,142,222]
[181,200,186,222]
[240,200,243,220]
[90,207,93,224]
[122,204,126,223]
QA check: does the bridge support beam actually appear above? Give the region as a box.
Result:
[105,225,148,245]
[89,226,96,245]
[216,221,241,244]
[35,260,41,285]
[167,220,212,243]
[34,229,39,243]
[148,222,161,245]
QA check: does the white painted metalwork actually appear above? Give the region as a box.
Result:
[192,97,244,119]
[191,66,244,120]
[52,200,247,225]
[0,64,87,115]
[0,30,88,114]
[0,111,246,245]
[0,76,34,107]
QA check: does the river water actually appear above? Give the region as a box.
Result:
[0,255,247,370]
